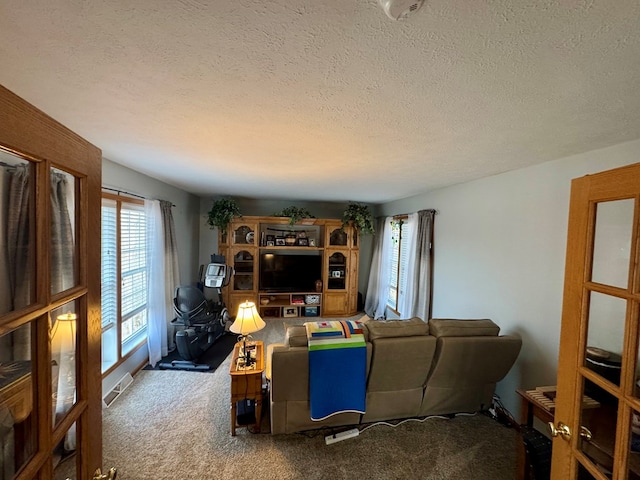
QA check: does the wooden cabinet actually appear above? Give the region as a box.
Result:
[219,216,359,318]
[324,221,359,316]
[219,223,259,317]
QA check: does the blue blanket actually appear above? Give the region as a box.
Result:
[305,320,367,421]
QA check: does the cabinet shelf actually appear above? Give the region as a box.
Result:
[258,292,322,318]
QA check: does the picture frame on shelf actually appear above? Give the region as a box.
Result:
[297,238,309,246]
[275,237,286,246]
[263,307,280,317]
[266,240,275,247]
[283,307,298,317]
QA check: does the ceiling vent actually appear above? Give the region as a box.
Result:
[378,0,425,20]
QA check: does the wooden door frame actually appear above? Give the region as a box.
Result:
[552,162,640,479]
[0,85,102,479]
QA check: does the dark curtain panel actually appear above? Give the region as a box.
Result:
[50,171,75,294]
[7,164,31,313]
[5,164,32,362]
[408,209,436,320]
[160,200,180,351]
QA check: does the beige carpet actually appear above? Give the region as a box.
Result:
[103,316,518,479]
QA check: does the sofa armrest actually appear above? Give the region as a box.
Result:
[265,343,285,382]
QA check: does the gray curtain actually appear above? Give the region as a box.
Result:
[2,165,32,362]
[7,164,31,315]
[407,209,436,320]
[160,200,180,351]
[50,171,75,294]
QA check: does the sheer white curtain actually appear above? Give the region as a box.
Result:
[364,216,394,319]
[145,199,167,367]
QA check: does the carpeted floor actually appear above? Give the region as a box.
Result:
[103,316,518,479]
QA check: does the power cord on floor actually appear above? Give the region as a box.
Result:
[487,394,518,428]
[293,411,482,439]
[360,414,454,433]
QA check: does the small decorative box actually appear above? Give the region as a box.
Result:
[305,294,320,304]
[304,306,320,317]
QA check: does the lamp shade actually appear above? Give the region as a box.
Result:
[51,312,77,355]
[230,301,265,336]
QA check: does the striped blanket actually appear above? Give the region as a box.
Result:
[305,320,367,421]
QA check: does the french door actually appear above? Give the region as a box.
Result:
[552,162,640,479]
[0,85,103,479]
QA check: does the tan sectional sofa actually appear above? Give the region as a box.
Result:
[266,317,522,435]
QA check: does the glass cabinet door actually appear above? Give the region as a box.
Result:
[327,227,348,247]
[232,223,257,246]
[233,250,254,291]
[327,252,347,290]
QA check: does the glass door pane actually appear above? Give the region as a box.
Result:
[50,167,77,295]
[0,322,36,477]
[327,252,346,290]
[579,387,617,478]
[585,292,626,389]
[0,151,35,314]
[51,300,79,429]
[591,199,634,289]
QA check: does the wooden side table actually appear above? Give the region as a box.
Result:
[229,340,264,436]
[516,386,600,480]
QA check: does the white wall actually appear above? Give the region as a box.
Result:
[378,139,640,417]
[102,158,202,393]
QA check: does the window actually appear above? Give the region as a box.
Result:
[387,217,411,313]
[101,194,148,373]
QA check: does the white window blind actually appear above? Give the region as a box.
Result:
[397,220,411,311]
[120,204,147,342]
[101,199,118,328]
[387,219,410,312]
[387,221,401,310]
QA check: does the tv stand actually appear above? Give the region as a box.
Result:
[217,215,360,319]
[258,292,322,318]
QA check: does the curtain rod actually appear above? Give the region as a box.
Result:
[102,187,175,207]
[0,161,19,169]
[388,209,438,218]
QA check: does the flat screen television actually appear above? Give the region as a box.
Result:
[259,252,322,292]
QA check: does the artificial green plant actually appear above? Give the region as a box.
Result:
[207,198,241,233]
[342,202,375,235]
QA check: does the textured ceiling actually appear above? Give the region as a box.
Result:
[1,1,639,203]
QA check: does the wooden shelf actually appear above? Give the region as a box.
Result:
[258,292,322,318]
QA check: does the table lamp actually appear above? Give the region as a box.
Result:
[51,312,77,411]
[230,301,265,367]
[51,313,77,356]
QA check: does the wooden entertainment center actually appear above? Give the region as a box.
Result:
[218,216,360,318]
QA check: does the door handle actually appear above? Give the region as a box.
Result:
[548,421,572,441]
[580,425,593,441]
[93,467,117,480]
